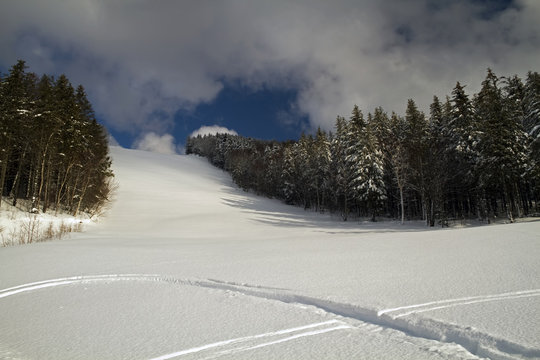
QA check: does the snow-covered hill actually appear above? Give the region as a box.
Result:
[0,147,539,360]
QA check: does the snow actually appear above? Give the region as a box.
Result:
[0,146,539,360]
[0,201,92,246]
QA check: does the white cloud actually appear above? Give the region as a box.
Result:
[190,125,238,138]
[108,134,120,147]
[1,0,539,135]
[133,132,178,155]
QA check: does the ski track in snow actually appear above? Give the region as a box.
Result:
[378,289,540,318]
[1,274,540,359]
[149,320,351,360]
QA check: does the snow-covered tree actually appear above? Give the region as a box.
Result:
[0,60,113,215]
[403,99,429,220]
[186,67,539,224]
[388,112,408,224]
[332,115,355,220]
[281,144,299,205]
[523,72,540,182]
[474,69,530,221]
[312,128,331,211]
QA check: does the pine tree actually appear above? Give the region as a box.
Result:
[72,85,111,216]
[404,99,429,221]
[185,67,540,224]
[425,96,448,225]
[362,114,387,221]
[263,143,284,199]
[447,82,478,219]
[281,144,298,205]
[523,72,540,187]
[346,105,367,215]
[474,69,529,221]
[388,112,408,224]
[0,60,112,215]
[370,107,395,217]
[1,60,36,206]
[313,128,331,211]
[297,134,314,209]
[51,75,80,213]
[332,115,354,220]
[31,74,59,212]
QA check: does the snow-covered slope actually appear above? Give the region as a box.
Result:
[0,147,539,360]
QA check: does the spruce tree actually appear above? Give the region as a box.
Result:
[313,128,331,211]
[523,72,540,186]
[388,112,408,224]
[404,99,429,220]
[0,60,112,215]
[369,107,397,218]
[447,82,478,219]
[281,144,298,205]
[426,96,448,225]
[2,60,36,206]
[346,105,367,215]
[474,69,529,221]
[362,114,386,221]
[333,115,354,220]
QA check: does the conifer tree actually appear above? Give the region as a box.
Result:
[346,105,367,214]
[404,99,429,220]
[474,69,529,221]
[263,143,284,199]
[0,60,112,215]
[370,107,395,218]
[425,96,448,225]
[313,128,331,211]
[281,144,299,204]
[31,74,59,212]
[362,114,386,220]
[297,134,314,208]
[333,115,354,220]
[446,82,479,219]
[388,112,408,224]
[186,67,539,224]
[2,61,36,206]
[523,72,540,184]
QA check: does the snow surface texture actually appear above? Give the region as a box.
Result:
[0,201,91,246]
[0,146,539,360]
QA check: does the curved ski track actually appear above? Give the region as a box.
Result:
[1,274,539,360]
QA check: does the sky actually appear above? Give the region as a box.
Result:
[1,0,539,154]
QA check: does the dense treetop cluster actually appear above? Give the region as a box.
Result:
[0,60,113,216]
[188,69,540,225]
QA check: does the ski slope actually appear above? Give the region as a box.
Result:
[0,147,539,360]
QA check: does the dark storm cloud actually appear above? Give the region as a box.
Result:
[1,0,539,135]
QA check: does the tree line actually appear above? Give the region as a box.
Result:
[0,60,113,216]
[187,69,540,226]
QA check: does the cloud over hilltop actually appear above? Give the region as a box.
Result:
[134,132,180,155]
[190,125,238,138]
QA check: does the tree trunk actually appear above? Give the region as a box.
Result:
[429,199,435,227]
[73,176,91,217]
[342,195,348,221]
[9,146,29,206]
[0,149,10,209]
[55,161,75,215]
[42,161,52,213]
[399,185,405,225]
[35,135,54,212]
[503,184,514,223]
[514,182,522,218]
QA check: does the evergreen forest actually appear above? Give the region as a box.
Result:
[187,69,540,226]
[0,60,113,216]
